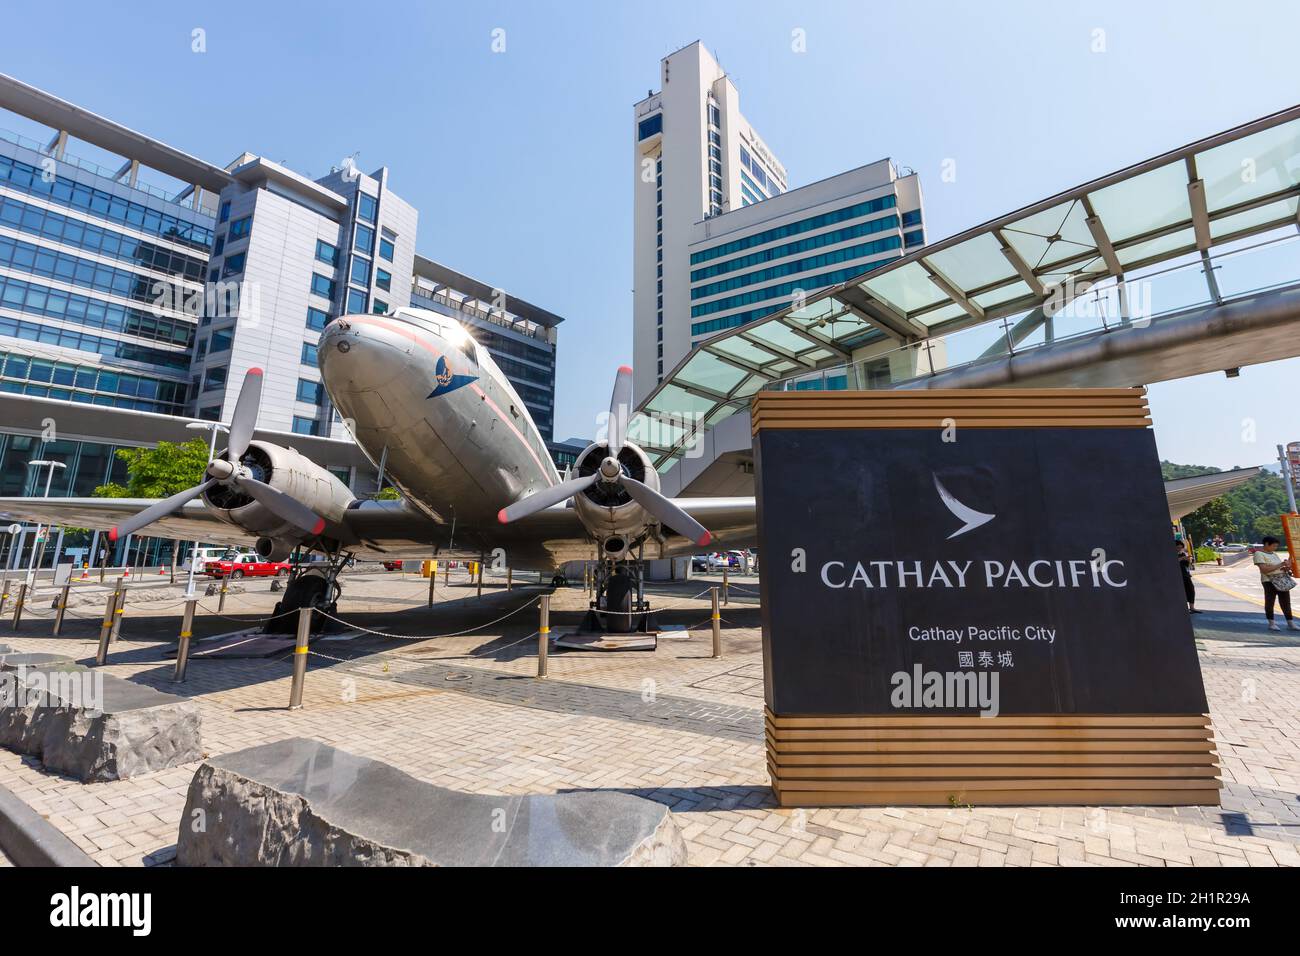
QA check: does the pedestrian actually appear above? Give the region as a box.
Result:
[1176,540,1201,613]
[1253,536,1297,632]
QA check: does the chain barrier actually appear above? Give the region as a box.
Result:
[309,596,543,641]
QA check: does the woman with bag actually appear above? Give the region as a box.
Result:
[1253,536,1297,632]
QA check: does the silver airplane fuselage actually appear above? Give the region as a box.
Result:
[319,308,559,532]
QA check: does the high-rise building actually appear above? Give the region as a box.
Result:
[633,42,925,401]
[193,155,418,440]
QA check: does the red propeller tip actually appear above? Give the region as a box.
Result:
[697,531,712,547]
[497,509,509,524]
[618,365,632,375]
[108,527,119,542]
[311,518,326,536]
[248,367,264,376]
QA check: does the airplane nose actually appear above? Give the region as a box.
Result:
[319,315,411,389]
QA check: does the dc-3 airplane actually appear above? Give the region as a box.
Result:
[0,307,757,631]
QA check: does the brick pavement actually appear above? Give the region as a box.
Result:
[0,567,1296,867]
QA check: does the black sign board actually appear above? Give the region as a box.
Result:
[756,424,1209,716]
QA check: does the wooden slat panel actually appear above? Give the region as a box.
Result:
[770,751,1219,766]
[751,388,1152,433]
[771,788,1223,807]
[768,762,1221,780]
[772,775,1216,792]
[766,736,1217,754]
[767,726,1210,741]
[766,712,1211,729]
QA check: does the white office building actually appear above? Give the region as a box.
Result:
[633,42,926,401]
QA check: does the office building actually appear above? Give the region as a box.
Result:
[632,42,925,401]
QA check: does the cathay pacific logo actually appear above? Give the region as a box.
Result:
[934,473,994,539]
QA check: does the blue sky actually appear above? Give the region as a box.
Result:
[1,0,1297,468]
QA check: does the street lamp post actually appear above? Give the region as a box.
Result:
[25,459,67,586]
[184,421,229,598]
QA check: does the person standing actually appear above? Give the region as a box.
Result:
[1253,536,1297,632]
[1177,540,1201,613]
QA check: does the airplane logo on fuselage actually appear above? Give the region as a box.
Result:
[426,355,478,399]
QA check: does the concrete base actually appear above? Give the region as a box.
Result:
[0,666,203,782]
[0,652,75,671]
[177,738,686,867]
[554,631,658,652]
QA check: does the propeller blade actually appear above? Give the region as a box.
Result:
[108,479,215,541]
[234,476,326,535]
[225,367,264,461]
[498,473,598,524]
[621,477,712,547]
[606,365,634,453]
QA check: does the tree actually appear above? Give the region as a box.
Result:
[375,486,401,500]
[1181,496,1234,546]
[108,439,210,498]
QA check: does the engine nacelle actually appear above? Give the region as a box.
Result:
[571,441,659,559]
[202,441,354,542]
[255,536,296,562]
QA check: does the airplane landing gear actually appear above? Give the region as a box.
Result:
[266,549,349,634]
[585,559,654,635]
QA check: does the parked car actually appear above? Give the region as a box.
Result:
[203,553,291,579]
[691,554,711,571]
[184,546,244,572]
[382,560,404,571]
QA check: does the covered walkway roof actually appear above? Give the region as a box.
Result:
[634,104,1300,470]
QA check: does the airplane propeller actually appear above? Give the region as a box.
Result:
[108,369,326,541]
[497,366,712,547]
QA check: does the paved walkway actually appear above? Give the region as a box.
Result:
[0,565,1296,867]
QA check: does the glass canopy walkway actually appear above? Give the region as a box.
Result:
[632,104,1300,474]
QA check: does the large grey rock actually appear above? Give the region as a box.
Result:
[0,652,74,671]
[178,738,686,867]
[0,666,202,782]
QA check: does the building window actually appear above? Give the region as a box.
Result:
[301,342,319,366]
[210,329,232,352]
[214,235,225,255]
[292,415,318,436]
[346,288,368,314]
[203,366,227,391]
[354,223,374,255]
[199,405,221,421]
[904,229,925,248]
[296,378,323,404]
[228,216,252,240]
[316,239,337,265]
[902,209,923,227]
[379,237,394,262]
[373,300,388,314]
[306,307,329,331]
[221,252,246,277]
[208,267,219,283]
[195,338,207,359]
[310,273,335,300]
[357,193,378,223]
[376,268,391,292]
[218,201,230,223]
[349,255,370,285]
[637,113,662,140]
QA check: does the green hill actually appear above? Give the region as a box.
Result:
[1161,460,1291,543]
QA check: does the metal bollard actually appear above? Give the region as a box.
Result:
[723,564,729,605]
[537,594,550,678]
[427,561,436,607]
[711,586,722,659]
[52,582,70,636]
[217,577,228,614]
[109,578,127,643]
[288,606,312,709]
[95,586,121,665]
[173,599,197,682]
[11,582,27,629]
[507,567,512,591]
[443,562,449,586]
[476,561,483,599]
[0,574,8,616]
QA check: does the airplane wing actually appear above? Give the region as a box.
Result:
[0,494,757,569]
